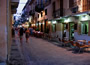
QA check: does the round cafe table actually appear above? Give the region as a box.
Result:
[77,40,87,45]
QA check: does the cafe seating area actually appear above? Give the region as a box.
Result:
[58,37,90,53]
[33,31,44,38]
[32,31,90,53]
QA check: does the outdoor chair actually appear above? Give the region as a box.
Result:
[70,41,76,47]
[87,41,90,47]
[69,41,76,51]
[62,39,70,47]
[88,41,90,45]
[75,42,89,53]
[58,38,64,46]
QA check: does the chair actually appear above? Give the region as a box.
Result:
[88,41,90,45]
[62,39,70,47]
[75,42,88,53]
[87,41,90,47]
[58,38,64,45]
[70,41,76,47]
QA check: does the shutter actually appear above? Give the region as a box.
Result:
[69,0,74,8]
[88,22,90,36]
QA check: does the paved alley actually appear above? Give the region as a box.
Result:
[10,35,90,65]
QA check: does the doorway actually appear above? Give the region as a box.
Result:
[41,24,43,32]
[63,23,68,39]
[69,22,74,40]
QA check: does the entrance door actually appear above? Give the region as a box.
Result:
[69,22,74,40]
[63,23,68,38]
[41,24,43,32]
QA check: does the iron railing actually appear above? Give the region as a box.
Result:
[52,8,63,18]
[35,4,44,12]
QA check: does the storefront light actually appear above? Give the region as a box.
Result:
[81,15,89,21]
[43,22,45,24]
[33,24,35,26]
[27,18,29,20]
[64,18,70,23]
[39,23,41,25]
[52,21,56,24]
[29,16,32,22]
[48,21,51,24]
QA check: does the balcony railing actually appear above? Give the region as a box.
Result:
[52,9,63,18]
[70,0,90,13]
[43,0,51,7]
[35,4,44,12]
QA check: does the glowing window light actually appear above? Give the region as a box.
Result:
[81,15,89,21]
[52,21,56,24]
[64,18,70,23]
[48,21,51,24]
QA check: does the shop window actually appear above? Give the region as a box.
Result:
[74,23,77,30]
[66,24,68,29]
[81,22,88,34]
[52,1,55,13]
[52,24,56,32]
[41,12,43,17]
[38,14,39,18]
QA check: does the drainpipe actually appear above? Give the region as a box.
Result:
[6,0,9,64]
[7,0,12,64]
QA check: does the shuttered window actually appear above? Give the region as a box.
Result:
[69,0,74,8]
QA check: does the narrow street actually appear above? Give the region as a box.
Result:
[9,35,90,65]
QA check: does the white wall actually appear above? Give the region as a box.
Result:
[74,32,90,41]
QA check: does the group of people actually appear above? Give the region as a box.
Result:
[12,27,33,43]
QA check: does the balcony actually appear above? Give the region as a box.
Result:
[70,0,90,13]
[52,9,63,18]
[71,6,78,13]
[44,0,51,7]
[35,4,44,12]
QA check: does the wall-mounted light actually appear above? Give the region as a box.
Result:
[64,18,70,23]
[48,21,51,24]
[81,15,89,21]
[52,21,56,24]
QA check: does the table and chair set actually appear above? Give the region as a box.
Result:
[58,37,90,53]
[33,31,44,38]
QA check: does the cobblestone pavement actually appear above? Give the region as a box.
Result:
[10,35,90,65]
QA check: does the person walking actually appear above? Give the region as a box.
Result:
[25,28,30,43]
[19,27,24,43]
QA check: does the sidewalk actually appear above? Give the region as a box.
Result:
[9,38,24,65]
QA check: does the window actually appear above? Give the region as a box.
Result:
[41,12,43,17]
[74,23,77,30]
[69,0,74,8]
[38,14,39,18]
[52,24,56,32]
[45,9,47,15]
[52,2,55,13]
[81,22,88,34]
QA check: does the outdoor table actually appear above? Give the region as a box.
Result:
[77,40,87,45]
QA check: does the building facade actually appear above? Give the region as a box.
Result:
[24,0,90,41]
